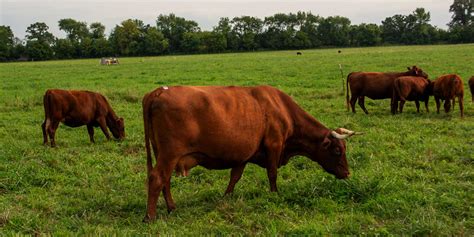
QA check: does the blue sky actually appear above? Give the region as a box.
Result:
[1,0,452,39]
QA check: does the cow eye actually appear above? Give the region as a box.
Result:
[334,147,341,156]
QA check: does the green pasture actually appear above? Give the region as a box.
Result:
[0,44,473,235]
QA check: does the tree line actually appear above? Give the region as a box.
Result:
[0,1,473,61]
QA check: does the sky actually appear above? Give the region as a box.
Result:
[1,0,452,39]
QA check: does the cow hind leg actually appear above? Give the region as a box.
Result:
[144,169,164,222]
[144,156,179,222]
[399,100,406,113]
[349,96,357,113]
[224,163,247,195]
[42,120,48,145]
[358,96,369,114]
[87,125,95,143]
[162,175,176,214]
[47,120,60,147]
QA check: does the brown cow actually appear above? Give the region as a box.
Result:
[469,76,474,102]
[391,76,431,114]
[42,89,125,147]
[142,85,362,222]
[431,74,464,117]
[346,66,428,114]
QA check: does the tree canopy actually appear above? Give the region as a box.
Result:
[1,2,473,61]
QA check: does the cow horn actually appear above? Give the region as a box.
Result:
[330,131,350,140]
[331,128,364,140]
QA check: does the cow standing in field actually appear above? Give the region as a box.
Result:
[431,74,464,117]
[346,66,428,114]
[42,89,125,147]
[142,85,362,222]
[469,76,474,102]
[391,76,431,114]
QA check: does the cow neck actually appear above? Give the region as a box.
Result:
[286,108,330,157]
[105,106,119,126]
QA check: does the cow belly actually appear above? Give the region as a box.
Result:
[63,118,86,127]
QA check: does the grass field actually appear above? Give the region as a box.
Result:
[1,44,473,235]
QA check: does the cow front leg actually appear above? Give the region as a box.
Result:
[424,99,429,113]
[97,117,111,140]
[391,99,398,114]
[358,96,369,114]
[443,100,451,113]
[224,163,246,195]
[87,125,95,143]
[435,97,441,114]
[458,96,464,117]
[266,162,278,192]
[415,100,420,113]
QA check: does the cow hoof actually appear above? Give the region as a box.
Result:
[142,214,156,223]
[167,205,176,214]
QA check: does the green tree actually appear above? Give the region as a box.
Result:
[350,23,382,46]
[58,18,90,42]
[449,0,474,27]
[26,22,55,44]
[0,25,14,60]
[199,31,226,53]
[181,32,201,53]
[25,22,54,60]
[381,14,407,44]
[90,22,106,39]
[318,16,351,46]
[231,16,263,50]
[142,26,169,55]
[109,19,143,56]
[213,17,239,51]
[53,38,75,59]
[156,14,200,52]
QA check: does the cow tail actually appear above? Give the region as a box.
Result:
[346,73,352,111]
[143,93,153,176]
[43,90,53,127]
[143,89,166,176]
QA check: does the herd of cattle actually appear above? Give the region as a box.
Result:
[40,66,473,222]
[347,66,473,117]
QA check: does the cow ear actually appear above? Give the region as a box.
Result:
[407,67,411,71]
[322,137,331,150]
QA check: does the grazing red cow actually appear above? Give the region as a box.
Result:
[142,85,362,222]
[42,89,125,147]
[469,76,474,102]
[431,74,464,117]
[391,76,431,114]
[346,66,428,114]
